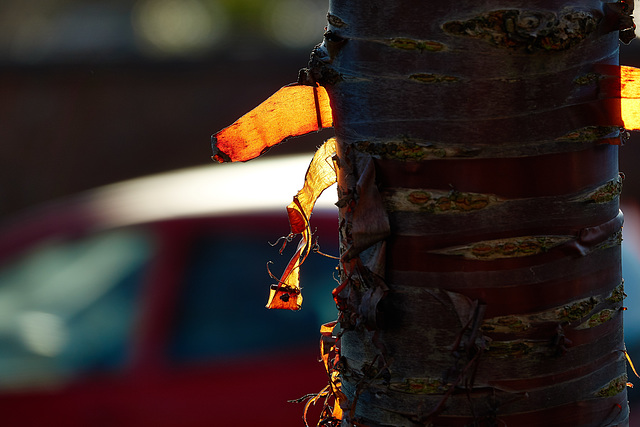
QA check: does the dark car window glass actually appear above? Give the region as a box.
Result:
[168,231,338,362]
[0,228,152,389]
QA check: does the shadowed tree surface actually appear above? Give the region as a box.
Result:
[297,1,634,426]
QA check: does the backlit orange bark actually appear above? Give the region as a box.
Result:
[621,65,640,130]
[265,138,337,310]
[211,84,332,163]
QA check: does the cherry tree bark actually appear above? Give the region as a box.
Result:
[299,1,635,425]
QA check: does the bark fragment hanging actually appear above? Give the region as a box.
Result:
[266,138,338,310]
[211,84,332,162]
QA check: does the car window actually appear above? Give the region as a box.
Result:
[168,231,339,362]
[0,228,153,389]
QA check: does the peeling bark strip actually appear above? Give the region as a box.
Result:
[266,138,338,310]
[320,0,633,425]
[211,84,332,163]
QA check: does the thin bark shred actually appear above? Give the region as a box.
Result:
[266,138,338,310]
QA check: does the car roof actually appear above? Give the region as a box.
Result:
[87,153,338,228]
[0,154,338,260]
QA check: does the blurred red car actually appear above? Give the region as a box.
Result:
[0,154,339,426]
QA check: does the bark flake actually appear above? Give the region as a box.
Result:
[442,8,601,52]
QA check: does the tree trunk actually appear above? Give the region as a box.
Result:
[304,1,632,425]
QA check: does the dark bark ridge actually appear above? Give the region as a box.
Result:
[310,1,633,426]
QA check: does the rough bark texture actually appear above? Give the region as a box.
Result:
[304,1,631,425]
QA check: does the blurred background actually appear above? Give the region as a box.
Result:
[0,1,338,426]
[0,0,334,217]
[1,0,640,425]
